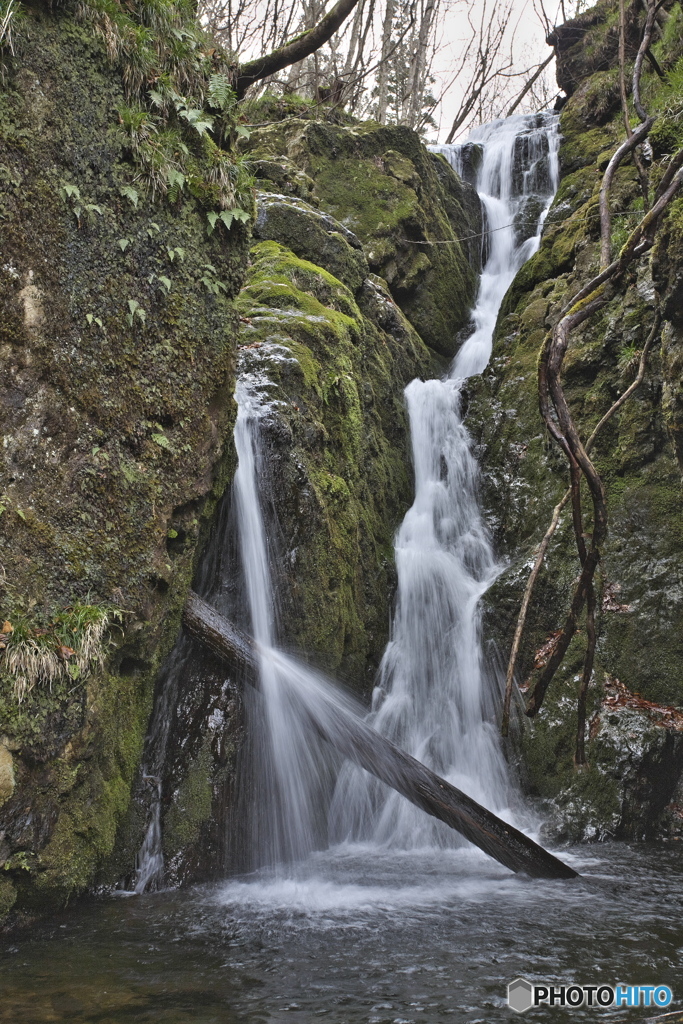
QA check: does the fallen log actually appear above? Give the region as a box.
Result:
[183,591,578,880]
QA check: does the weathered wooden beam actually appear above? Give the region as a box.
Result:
[183,591,578,880]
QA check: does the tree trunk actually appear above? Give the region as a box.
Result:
[183,592,578,881]
[406,0,436,129]
[376,0,395,123]
[235,0,362,98]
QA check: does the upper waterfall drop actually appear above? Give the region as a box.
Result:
[432,111,560,378]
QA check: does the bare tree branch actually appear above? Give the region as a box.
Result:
[234,0,362,98]
[506,52,554,117]
[633,0,658,122]
[599,117,653,269]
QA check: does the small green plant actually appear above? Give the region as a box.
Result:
[148,272,172,293]
[59,183,105,228]
[199,263,227,295]
[119,184,140,207]
[207,72,234,112]
[206,207,250,235]
[126,298,146,325]
[617,343,640,375]
[85,312,105,332]
[165,166,185,202]
[117,104,157,150]
[3,850,32,872]
[152,431,172,450]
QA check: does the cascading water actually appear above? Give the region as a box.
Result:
[230,111,560,867]
[330,112,561,848]
[433,113,560,377]
[230,372,369,871]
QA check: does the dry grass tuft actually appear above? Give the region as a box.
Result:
[0,604,123,701]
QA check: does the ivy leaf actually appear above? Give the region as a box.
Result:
[119,185,139,208]
[117,238,131,251]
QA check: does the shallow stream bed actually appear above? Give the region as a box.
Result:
[2,842,682,1023]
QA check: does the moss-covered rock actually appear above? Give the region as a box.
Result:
[233,239,431,678]
[468,0,683,839]
[253,192,369,292]
[243,119,480,357]
[0,2,249,922]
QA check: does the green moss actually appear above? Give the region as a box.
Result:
[243,119,479,357]
[235,239,431,681]
[163,736,213,859]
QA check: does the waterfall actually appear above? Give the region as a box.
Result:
[331,112,560,848]
[230,374,368,870]
[133,111,560,888]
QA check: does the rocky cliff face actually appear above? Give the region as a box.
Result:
[0,2,252,921]
[6,0,678,924]
[0,4,481,918]
[469,0,683,840]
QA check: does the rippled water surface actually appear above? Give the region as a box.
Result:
[3,842,682,1023]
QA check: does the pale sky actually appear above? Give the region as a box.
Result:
[426,0,566,143]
